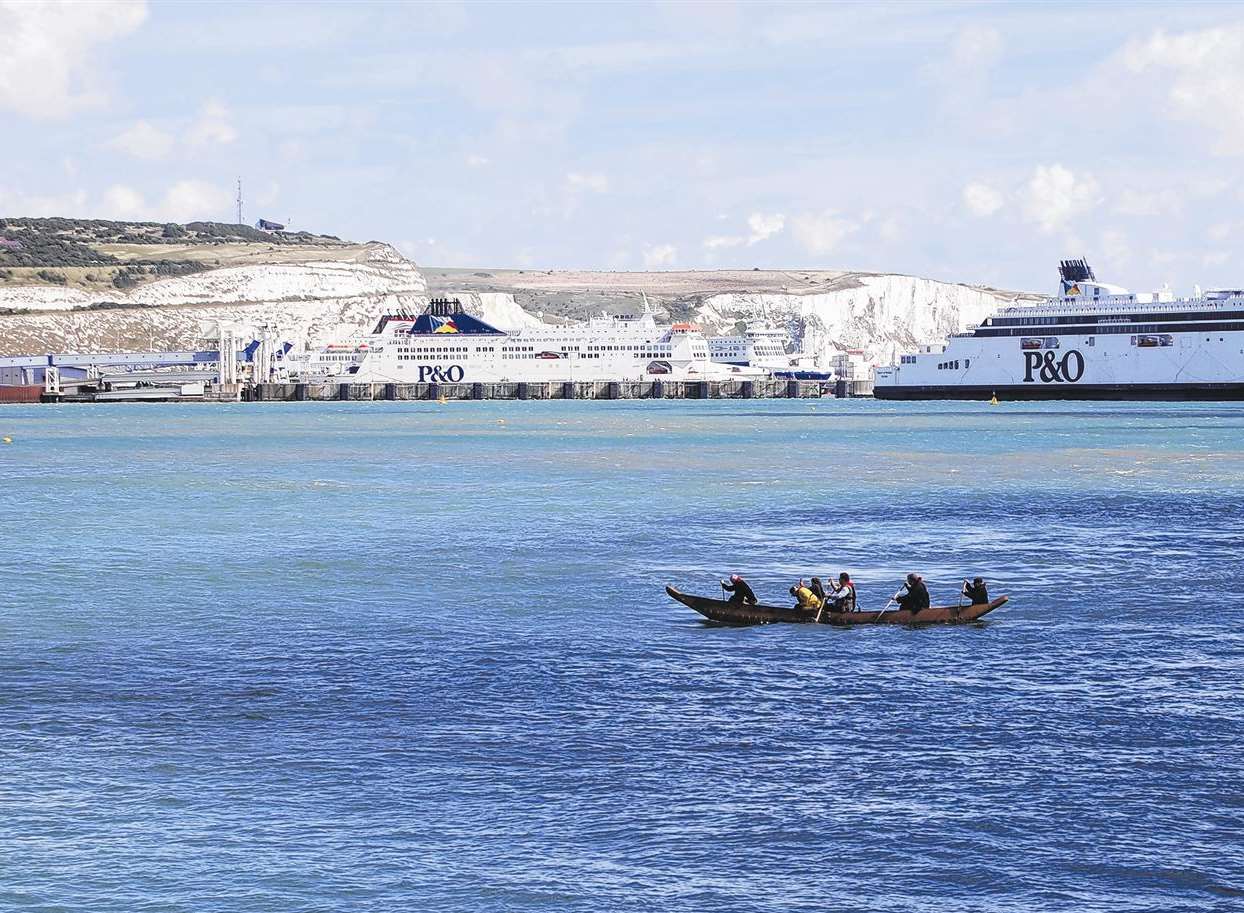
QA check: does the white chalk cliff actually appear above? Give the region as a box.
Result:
[692,274,1042,366]
[0,252,1040,366]
[0,243,427,355]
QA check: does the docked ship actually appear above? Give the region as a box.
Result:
[278,298,761,384]
[708,321,833,380]
[874,259,1244,400]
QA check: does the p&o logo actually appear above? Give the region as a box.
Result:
[1023,350,1084,384]
[417,364,465,383]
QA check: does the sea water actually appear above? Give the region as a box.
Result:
[0,400,1241,912]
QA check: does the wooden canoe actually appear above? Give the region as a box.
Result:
[666,585,1007,627]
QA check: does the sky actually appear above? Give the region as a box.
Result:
[3,0,1244,291]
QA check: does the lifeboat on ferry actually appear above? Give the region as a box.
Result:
[646,360,673,375]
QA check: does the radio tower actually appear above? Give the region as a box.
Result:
[235,177,243,225]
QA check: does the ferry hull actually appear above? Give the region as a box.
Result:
[874,382,1244,401]
[0,384,44,404]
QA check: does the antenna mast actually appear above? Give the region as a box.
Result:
[235,177,243,225]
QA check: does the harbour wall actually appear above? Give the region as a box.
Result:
[22,377,874,404]
[245,378,841,402]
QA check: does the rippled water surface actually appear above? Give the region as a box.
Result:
[1,400,1242,912]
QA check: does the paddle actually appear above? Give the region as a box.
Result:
[876,585,906,621]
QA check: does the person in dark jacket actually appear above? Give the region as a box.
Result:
[809,577,827,604]
[721,574,757,605]
[895,573,930,613]
[961,577,989,605]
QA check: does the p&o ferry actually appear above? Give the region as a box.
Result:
[874,260,1244,400]
[280,298,759,384]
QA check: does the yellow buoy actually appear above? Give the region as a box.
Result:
[989,394,999,406]
[1,436,11,444]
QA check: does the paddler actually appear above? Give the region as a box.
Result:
[721,574,758,605]
[827,572,856,612]
[809,577,827,605]
[894,573,930,614]
[961,576,989,605]
[792,580,821,611]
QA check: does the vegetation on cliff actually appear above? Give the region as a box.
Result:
[0,217,348,293]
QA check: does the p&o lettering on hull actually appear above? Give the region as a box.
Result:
[416,364,465,383]
[1023,350,1084,384]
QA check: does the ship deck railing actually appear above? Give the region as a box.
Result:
[1001,296,1244,316]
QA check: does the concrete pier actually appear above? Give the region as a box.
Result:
[35,378,850,404]
[243,378,835,402]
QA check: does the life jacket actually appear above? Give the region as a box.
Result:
[836,581,856,611]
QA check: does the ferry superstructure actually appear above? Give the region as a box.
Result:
[874,260,1244,400]
[709,321,833,380]
[279,298,759,384]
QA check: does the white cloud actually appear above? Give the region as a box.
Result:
[746,212,784,244]
[1021,164,1102,233]
[1125,26,1244,154]
[159,179,232,223]
[643,244,677,268]
[187,100,238,148]
[466,154,490,167]
[963,181,1004,217]
[792,210,859,256]
[703,212,785,250]
[0,0,147,119]
[566,171,609,193]
[108,120,175,160]
[103,184,146,219]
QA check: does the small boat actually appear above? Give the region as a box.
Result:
[665,585,1007,626]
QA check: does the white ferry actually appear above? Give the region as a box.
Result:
[874,259,1244,400]
[279,298,760,384]
[709,321,833,380]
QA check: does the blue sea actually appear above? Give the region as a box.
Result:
[1,400,1241,912]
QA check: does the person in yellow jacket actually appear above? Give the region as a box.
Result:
[791,581,821,611]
